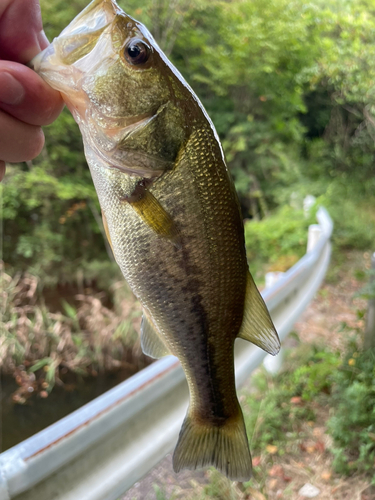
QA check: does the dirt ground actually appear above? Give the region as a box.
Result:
[121,251,374,500]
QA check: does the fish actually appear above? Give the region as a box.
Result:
[31,0,280,481]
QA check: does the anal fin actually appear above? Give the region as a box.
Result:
[238,271,280,355]
[141,310,171,359]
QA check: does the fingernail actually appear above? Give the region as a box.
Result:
[0,72,25,105]
[38,30,51,50]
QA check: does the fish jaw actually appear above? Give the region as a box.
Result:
[30,1,119,117]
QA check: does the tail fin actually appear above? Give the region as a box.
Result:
[173,411,252,481]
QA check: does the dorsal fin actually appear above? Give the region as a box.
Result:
[141,311,171,359]
[238,271,280,355]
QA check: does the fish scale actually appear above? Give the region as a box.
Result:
[32,0,280,480]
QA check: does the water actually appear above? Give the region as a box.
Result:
[1,369,135,452]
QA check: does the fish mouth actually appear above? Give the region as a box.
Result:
[30,0,120,92]
[59,0,121,38]
[53,0,120,65]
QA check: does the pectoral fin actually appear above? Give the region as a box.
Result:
[238,271,280,355]
[130,190,181,246]
[141,311,171,359]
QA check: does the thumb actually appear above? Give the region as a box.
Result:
[0,0,50,63]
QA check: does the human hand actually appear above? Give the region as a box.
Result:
[0,0,64,181]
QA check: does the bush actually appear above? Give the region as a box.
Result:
[317,186,375,251]
[244,205,315,279]
[327,346,375,478]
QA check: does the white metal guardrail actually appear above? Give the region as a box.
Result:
[0,207,333,500]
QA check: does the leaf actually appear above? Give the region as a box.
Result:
[269,465,284,477]
[62,300,77,319]
[290,396,302,404]
[321,471,332,481]
[315,440,325,453]
[266,445,278,454]
[269,479,278,490]
[29,357,52,372]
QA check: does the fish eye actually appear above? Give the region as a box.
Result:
[124,39,150,65]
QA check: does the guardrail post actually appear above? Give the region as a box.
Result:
[307,224,322,253]
[364,252,375,350]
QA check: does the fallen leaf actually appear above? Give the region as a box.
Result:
[253,456,261,467]
[266,445,278,454]
[306,445,315,453]
[269,478,278,489]
[321,471,332,481]
[269,465,284,477]
[290,396,302,404]
[315,440,325,453]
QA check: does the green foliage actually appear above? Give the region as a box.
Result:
[244,205,315,277]
[3,0,375,286]
[316,187,375,251]
[327,346,375,478]
[2,105,108,285]
[358,269,375,301]
[291,350,341,401]
[242,339,375,480]
[243,347,324,455]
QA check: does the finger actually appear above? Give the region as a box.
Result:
[0,109,45,162]
[0,0,48,62]
[0,161,5,181]
[0,61,64,126]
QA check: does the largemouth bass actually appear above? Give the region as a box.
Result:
[32,0,280,481]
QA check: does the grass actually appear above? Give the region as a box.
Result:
[1,263,147,401]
